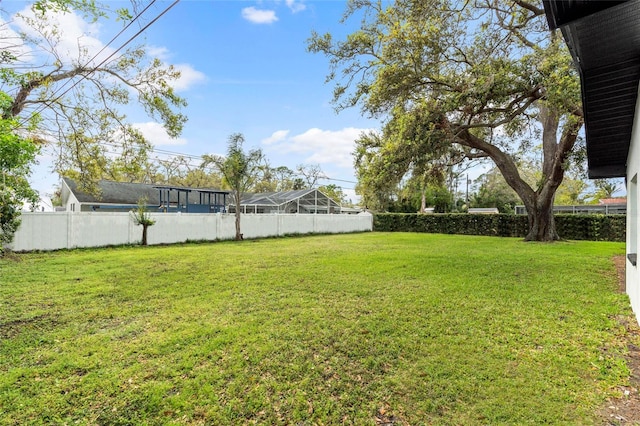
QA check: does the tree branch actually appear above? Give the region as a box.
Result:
[7,66,89,118]
[513,0,544,16]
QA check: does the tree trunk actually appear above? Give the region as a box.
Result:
[234,191,242,240]
[455,106,582,242]
[524,196,559,241]
[7,67,88,119]
[142,224,148,246]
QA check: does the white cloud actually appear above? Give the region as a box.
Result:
[170,63,207,92]
[144,46,206,92]
[242,7,278,24]
[286,0,307,13]
[264,127,374,169]
[0,17,35,64]
[147,45,171,61]
[262,130,290,145]
[134,122,187,146]
[11,6,113,66]
[9,10,205,93]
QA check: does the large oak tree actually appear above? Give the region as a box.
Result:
[309,0,582,241]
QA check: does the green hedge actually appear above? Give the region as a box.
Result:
[373,213,626,242]
[554,214,626,242]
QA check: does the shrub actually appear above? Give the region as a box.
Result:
[373,213,625,241]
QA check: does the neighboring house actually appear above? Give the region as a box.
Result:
[229,189,342,214]
[61,178,229,213]
[22,195,54,212]
[599,197,627,205]
[543,0,640,323]
[61,179,342,215]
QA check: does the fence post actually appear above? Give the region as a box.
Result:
[128,212,135,244]
[216,213,221,240]
[67,212,73,249]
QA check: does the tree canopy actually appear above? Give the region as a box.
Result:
[309,0,584,240]
[0,91,39,251]
[0,0,187,191]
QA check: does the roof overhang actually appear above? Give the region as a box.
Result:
[543,0,640,178]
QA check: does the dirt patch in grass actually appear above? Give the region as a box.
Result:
[0,250,23,262]
[614,255,628,293]
[600,256,640,425]
[0,314,58,339]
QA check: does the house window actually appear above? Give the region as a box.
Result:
[629,174,637,266]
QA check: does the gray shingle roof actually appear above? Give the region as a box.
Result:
[64,178,158,204]
[64,178,338,209]
[64,178,228,205]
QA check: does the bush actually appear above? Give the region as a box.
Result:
[555,214,626,242]
[374,213,625,241]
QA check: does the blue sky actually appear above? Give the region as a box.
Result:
[3,0,624,206]
[2,0,381,203]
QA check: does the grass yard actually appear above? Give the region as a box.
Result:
[0,232,636,424]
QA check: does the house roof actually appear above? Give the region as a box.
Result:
[543,0,640,178]
[64,178,228,205]
[599,197,627,205]
[64,178,339,209]
[64,178,158,205]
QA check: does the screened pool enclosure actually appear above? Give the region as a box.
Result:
[230,189,341,214]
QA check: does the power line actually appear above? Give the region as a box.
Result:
[321,177,357,184]
[41,0,158,108]
[145,148,358,187]
[59,134,356,184]
[19,0,179,127]
[50,136,359,188]
[17,2,158,124]
[18,2,357,191]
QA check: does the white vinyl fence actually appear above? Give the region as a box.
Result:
[9,212,373,252]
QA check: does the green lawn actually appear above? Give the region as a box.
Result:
[0,233,635,424]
